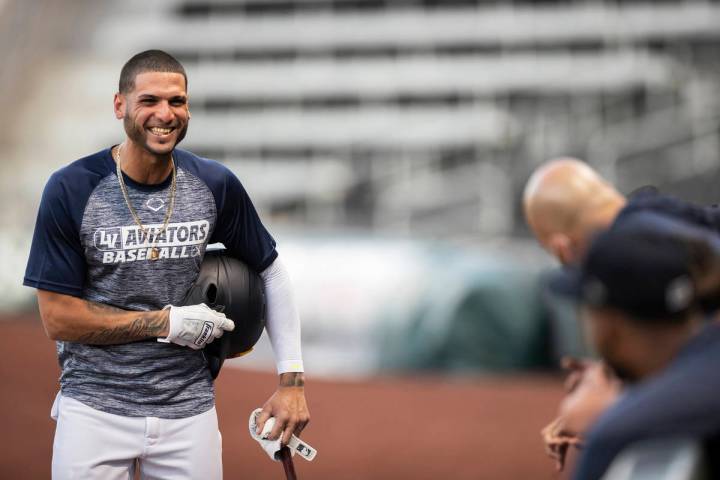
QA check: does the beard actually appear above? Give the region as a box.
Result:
[123,114,188,155]
[604,358,638,383]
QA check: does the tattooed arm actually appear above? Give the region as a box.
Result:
[253,372,310,445]
[36,289,169,345]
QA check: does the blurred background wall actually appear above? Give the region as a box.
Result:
[1,0,719,377]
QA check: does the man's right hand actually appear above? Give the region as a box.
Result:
[541,416,581,472]
[557,359,621,437]
[160,303,234,349]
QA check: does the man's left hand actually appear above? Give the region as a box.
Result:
[255,372,310,445]
[540,358,621,471]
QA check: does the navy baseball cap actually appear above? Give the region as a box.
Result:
[551,212,719,320]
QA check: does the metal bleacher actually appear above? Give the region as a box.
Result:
[82,0,720,235]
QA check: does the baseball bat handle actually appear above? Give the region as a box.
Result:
[279,446,297,480]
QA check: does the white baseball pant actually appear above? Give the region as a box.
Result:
[50,393,223,480]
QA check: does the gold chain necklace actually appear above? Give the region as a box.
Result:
[114,144,177,261]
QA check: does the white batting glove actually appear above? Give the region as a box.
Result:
[158,303,234,349]
[248,408,317,462]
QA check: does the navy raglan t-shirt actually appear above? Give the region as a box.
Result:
[570,191,720,478]
[617,188,720,233]
[572,324,720,480]
[24,147,277,418]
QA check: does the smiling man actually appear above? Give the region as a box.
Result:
[24,50,309,479]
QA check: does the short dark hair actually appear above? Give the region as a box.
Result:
[119,49,187,93]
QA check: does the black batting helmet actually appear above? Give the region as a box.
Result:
[183,249,266,379]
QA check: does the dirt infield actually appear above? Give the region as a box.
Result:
[0,314,574,479]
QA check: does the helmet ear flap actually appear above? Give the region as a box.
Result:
[205,283,218,304]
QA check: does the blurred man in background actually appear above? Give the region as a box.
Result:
[524,158,719,267]
[523,157,720,469]
[524,158,626,266]
[553,214,720,479]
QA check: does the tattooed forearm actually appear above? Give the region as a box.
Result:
[78,311,168,345]
[279,372,305,387]
[86,301,126,313]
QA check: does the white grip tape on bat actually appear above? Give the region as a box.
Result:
[248,408,317,462]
